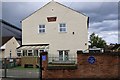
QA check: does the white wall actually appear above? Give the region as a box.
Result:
[3,37,20,58]
[22,1,88,57]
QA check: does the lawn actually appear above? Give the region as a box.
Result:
[12,66,39,70]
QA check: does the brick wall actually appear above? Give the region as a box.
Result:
[42,52,120,79]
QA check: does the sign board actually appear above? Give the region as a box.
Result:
[42,55,46,61]
[88,56,95,64]
[9,59,13,62]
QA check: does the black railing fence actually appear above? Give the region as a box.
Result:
[48,57,77,64]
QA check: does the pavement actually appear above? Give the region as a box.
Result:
[1,78,39,80]
[1,69,120,80]
[1,78,120,80]
[1,69,39,78]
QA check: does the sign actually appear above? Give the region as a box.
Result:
[47,17,57,22]
[88,56,95,64]
[9,59,13,62]
[42,55,46,61]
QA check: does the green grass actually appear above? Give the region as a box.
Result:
[12,66,39,70]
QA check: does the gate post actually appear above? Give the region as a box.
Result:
[39,53,42,80]
[39,52,48,80]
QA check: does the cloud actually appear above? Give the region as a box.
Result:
[2,2,47,27]
[0,2,2,19]
[89,20,118,31]
[64,2,118,23]
[88,30,118,44]
[83,2,118,22]
[104,14,118,20]
[2,0,119,2]
[89,19,118,44]
[99,31,118,44]
[1,1,119,44]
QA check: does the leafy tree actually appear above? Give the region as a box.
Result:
[89,33,107,48]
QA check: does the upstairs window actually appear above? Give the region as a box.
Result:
[59,23,67,32]
[39,25,45,33]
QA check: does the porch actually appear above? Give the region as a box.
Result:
[17,44,49,68]
[17,44,77,68]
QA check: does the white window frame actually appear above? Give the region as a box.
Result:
[34,50,39,56]
[17,50,23,57]
[59,23,67,32]
[58,50,69,61]
[27,50,33,56]
[39,24,46,33]
[38,49,45,56]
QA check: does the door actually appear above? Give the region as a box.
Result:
[59,50,69,61]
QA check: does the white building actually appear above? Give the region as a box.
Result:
[0,20,21,59]
[0,37,20,58]
[18,1,89,64]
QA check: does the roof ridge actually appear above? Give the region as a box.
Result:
[55,1,87,17]
[1,19,22,31]
[1,36,13,46]
[22,1,51,21]
[22,1,88,21]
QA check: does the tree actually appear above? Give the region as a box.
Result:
[89,33,107,48]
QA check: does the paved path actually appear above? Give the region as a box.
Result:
[1,69,39,78]
[1,78,119,80]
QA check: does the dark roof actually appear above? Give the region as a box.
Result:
[0,19,22,31]
[0,36,21,46]
[111,44,120,50]
[22,1,88,21]
[0,36,13,46]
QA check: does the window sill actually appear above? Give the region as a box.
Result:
[38,33,46,34]
[58,32,67,33]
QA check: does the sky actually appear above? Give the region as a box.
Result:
[1,0,119,44]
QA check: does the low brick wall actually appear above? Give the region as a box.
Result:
[42,52,120,79]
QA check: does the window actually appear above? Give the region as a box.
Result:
[10,50,12,58]
[39,25,45,33]
[23,50,27,56]
[39,50,44,53]
[58,50,69,61]
[27,50,33,56]
[17,53,21,57]
[38,49,44,56]
[10,53,11,58]
[34,50,38,56]
[59,23,67,32]
[17,50,22,57]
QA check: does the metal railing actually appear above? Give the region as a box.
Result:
[48,57,77,64]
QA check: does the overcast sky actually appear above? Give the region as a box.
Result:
[1,0,119,44]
